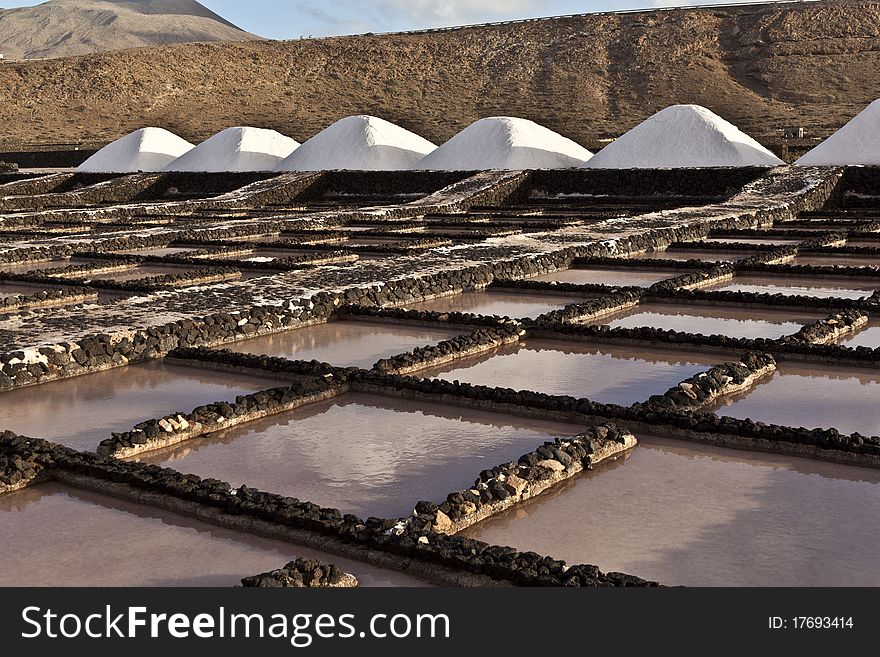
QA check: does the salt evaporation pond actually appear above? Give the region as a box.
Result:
[707,237,802,246]
[634,249,757,262]
[840,318,880,349]
[705,274,878,300]
[421,339,719,404]
[139,393,585,519]
[0,361,281,451]
[228,320,463,368]
[461,434,880,587]
[93,264,217,283]
[407,290,583,319]
[589,302,826,340]
[0,483,425,587]
[0,258,95,275]
[531,267,682,287]
[709,362,880,437]
[792,253,880,268]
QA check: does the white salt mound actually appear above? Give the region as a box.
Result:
[796,99,880,166]
[275,116,436,171]
[77,128,194,173]
[165,127,300,172]
[584,105,784,169]
[415,117,592,170]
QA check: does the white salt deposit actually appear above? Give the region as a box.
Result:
[796,99,880,166]
[164,127,300,172]
[415,117,592,170]
[584,105,784,169]
[274,116,436,171]
[77,128,194,173]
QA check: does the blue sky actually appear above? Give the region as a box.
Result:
[1,1,791,39]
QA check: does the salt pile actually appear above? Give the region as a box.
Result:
[585,105,784,169]
[165,127,299,172]
[415,117,592,170]
[275,116,436,171]
[796,99,880,166]
[77,128,194,173]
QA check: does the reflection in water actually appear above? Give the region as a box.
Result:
[589,302,824,340]
[230,320,463,369]
[0,361,282,451]
[531,267,681,287]
[421,339,721,405]
[140,392,585,519]
[709,362,880,436]
[0,483,427,587]
[462,435,880,586]
[407,290,581,319]
[706,274,879,300]
[841,319,880,350]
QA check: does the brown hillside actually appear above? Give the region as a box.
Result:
[0,0,257,60]
[1,0,879,147]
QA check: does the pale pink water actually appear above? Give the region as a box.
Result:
[140,393,585,519]
[0,484,426,587]
[589,302,825,340]
[709,362,880,436]
[229,320,463,369]
[0,361,282,451]
[461,434,880,587]
[793,254,880,268]
[531,267,682,287]
[93,264,206,283]
[0,258,94,275]
[421,339,719,404]
[841,319,880,349]
[706,274,878,300]
[634,249,754,262]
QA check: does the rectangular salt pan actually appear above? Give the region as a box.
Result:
[709,362,880,437]
[0,361,282,451]
[229,320,463,369]
[90,264,207,283]
[531,267,683,287]
[420,339,720,405]
[460,435,880,587]
[706,274,879,300]
[588,302,825,340]
[407,290,582,319]
[634,249,756,262]
[841,318,880,349]
[0,484,425,587]
[139,392,585,520]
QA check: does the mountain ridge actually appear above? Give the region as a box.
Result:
[0,0,258,60]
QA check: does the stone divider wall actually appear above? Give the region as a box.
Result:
[409,423,637,535]
[0,432,657,587]
[241,559,358,588]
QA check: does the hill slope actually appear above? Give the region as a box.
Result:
[0,0,258,60]
[0,0,878,147]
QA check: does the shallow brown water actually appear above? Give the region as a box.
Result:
[461,434,880,586]
[229,320,463,368]
[0,483,426,587]
[589,302,825,339]
[706,274,878,300]
[420,339,720,404]
[531,267,682,287]
[0,282,71,299]
[140,392,585,520]
[407,290,580,319]
[0,361,282,451]
[709,361,880,436]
